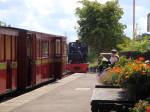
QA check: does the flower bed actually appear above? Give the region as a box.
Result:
[99,56,150,101]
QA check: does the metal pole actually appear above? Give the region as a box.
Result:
[133,0,135,39]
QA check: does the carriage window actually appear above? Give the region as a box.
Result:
[36,39,40,58]
[12,36,16,60]
[26,37,32,57]
[0,35,4,61]
[63,41,67,55]
[49,42,51,55]
[42,41,48,57]
[5,35,11,60]
[55,39,61,54]
[51,42,54,55]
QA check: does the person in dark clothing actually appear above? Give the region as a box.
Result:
[97,54,110,73]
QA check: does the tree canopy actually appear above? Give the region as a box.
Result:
[0,21,11,27]
[118,35,150,52]
[76,0,126,53]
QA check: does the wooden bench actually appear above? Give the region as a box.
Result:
[91,88,135,112]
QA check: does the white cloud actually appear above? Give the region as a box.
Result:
[0,10,8,20]
[58,18,77,31]
[67,34,78,43]
[0,0,149,41]
[57,0,111,15]
[24,0,54,16]
[135,5,149,33]
[0,7,22,23]
[124,24,132,37]
[137,16,147,35]
[96,0,111,4]
[120,1,150,38]
[58,0,79,15]
[0,0,8,2]
[18,11,54,34]
[89,0,111,3]
[16,0,55,34]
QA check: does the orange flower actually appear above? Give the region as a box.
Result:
[135,59,142,64]
[127,63,132,66]
[111,67,122,74]
[139,64,145,68]
[132,65,140,71]
[147,106,150,112]
[127,63,134,68]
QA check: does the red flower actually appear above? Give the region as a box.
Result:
[147,106,150,112]
[138,57,145,61]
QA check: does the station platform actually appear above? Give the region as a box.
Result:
[0,73,96,112]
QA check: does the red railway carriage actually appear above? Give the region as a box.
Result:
[0,26,66,95]
[0,27,17,94]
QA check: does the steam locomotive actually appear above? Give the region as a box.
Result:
[66,40,88,73]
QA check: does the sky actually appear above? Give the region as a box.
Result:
[0,0,150,42]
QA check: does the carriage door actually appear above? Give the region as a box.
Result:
[26,35,33,86]
[54,39,62,79]
[5,35,17,90]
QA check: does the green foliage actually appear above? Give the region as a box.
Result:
[100,67,121,86]
[117,36,131,50]
[115,56,130,67]
[118,36,150,52]
[123,72,150,100]
[88,50,98,67]
[88,49,98,63]
[76,0,126,53]
[89,62,97,68]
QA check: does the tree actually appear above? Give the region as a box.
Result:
[118,36,150,52]
[0,21,11,27]
[76,0,126,53]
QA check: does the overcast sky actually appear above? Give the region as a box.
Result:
[0,0,150,42]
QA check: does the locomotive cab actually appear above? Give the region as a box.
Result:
[66,41,89,73]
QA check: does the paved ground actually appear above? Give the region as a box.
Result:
[0,73,97,112]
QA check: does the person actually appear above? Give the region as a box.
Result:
[109,49,119,67]
[145,60,150,68]
[145,60,150,64]
[97,53,110,73]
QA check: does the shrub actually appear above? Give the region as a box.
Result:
[100,66,123,86]
[115,56,130,67]
[99,56,150,100]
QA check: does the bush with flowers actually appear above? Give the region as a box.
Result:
[100,56,150,100]
[100,56,130,86]
[120,57,150,100]
[100,66,123,86]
